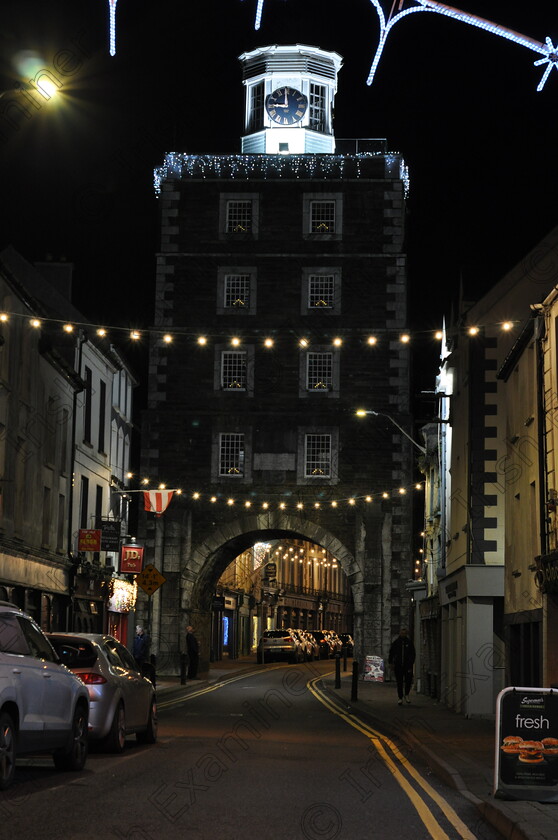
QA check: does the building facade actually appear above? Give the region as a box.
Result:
[141,44,415,674]
[0,247,137,638]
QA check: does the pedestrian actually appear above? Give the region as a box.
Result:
[186,625,200,679]
[388,627,416,705]
[133,625,148,671]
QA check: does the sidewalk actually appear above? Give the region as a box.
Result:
[157,659,558,840]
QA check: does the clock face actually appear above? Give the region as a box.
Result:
[265,86,308,125]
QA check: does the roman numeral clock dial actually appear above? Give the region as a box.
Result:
[265,86,308,125]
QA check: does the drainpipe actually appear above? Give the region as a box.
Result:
[535,314,548,557]
[66,329,87,630]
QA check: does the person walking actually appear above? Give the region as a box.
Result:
[388,627,416,705]
[186,625,200,679]
[133,626,149,671]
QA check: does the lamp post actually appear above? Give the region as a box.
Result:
[355,409,426,454]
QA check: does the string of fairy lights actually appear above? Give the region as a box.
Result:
[0,309,524,347]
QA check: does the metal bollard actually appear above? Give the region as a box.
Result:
[335,653,341,688]
[180,653,188,685]
[351,660,359,701]
[343,646,348,672]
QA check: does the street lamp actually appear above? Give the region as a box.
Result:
[355,409,426,454]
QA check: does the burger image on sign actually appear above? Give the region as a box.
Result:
[501,736,523,755]
[518,741,544,764]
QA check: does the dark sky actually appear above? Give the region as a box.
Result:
[1,0,557,346]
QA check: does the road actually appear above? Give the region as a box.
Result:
[2,660,503,839]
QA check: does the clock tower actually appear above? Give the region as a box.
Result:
[239,44,342,154]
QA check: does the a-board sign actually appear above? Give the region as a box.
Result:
[495,686,558,802]
[362,655,385,682]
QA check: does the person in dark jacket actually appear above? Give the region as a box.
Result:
[133,626,148,670]
[388,627,416,705]
[186,625,200,679]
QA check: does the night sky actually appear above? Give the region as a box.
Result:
[1,0,558,394]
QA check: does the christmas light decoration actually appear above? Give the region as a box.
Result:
[106,0,118,56]
[367,0,558,90]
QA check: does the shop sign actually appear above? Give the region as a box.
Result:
[534,553,558,594]
[78,529,102,552]
[100,520,121,552]
[263,562,277,580]
[120,543,144,574]
[495,686,558,802]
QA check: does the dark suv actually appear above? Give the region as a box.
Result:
[0,602,90,789]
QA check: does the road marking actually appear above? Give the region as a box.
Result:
[307,677,477,840]
[157,664,289,709]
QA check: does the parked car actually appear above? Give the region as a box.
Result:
[299,630,320,661]
[309,630,334,659]
[257,630,304,664]
[324,631,343,655]
[0,602,89,789]
[288,629,315,661]
[48,633,157,753]
[338,633,354,656]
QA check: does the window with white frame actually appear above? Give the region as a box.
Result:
[309,83,326,133]
[307,352,333,391]
[225,274,251,309]
[305,434,332,478]
[226,200,252,233]
[308,274,335,308]
[249,82,264,132]
[310,201,335,234]
[303,193,342,239]
[221,351,247,390]
[219,433,245,476]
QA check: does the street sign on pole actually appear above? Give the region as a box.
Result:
[136,564,166,596]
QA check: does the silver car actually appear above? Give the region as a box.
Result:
[0,603,89,789]
[48,633,157,753]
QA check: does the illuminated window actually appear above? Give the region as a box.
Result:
[303,193,342,239]
[305,434,332,478]
[307,352,332,390]
[221,351,247,390]
[226,201,252,233]
[219,433,245,477]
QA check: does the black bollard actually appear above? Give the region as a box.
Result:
[335,653,341,688]
[180,653,188,685]
[343,646,348,672]
[351,659,359,701]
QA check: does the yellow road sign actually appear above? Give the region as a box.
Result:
[136,563,166,596]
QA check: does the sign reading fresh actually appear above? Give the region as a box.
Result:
[495,687,558,802]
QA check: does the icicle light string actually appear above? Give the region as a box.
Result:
[0,309,526,347]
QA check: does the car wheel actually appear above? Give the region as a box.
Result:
[53,702,88,772]
[137,699,158,745]
[0,711,16,790]
[106,702,126,753]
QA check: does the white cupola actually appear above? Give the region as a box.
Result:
[238,44,343,154]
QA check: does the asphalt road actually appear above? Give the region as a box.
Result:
[3,660,503,839]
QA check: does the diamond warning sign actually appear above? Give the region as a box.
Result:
[136,564,166,596]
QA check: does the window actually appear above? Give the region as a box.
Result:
[221,351,247,390]
[249,81,264,132]
[311,201,335,233]
[219,433,245,476]
[57,494,65,552]
[305,434,332,478]
[79,475,89,529]
[83,366,92,444]
[220,193,259,239]
[309,83,326,132]
[227,201,252,233]
[225,275,251,309]
[42,486,51,547]
[307,353,333,390]
[303,193,342,239]
[308,274,335,309]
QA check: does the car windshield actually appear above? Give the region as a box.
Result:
[49,637,98,669]
[264,630,292,638]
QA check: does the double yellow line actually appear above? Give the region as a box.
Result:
[307,675,477,840]
[157,664,288,710]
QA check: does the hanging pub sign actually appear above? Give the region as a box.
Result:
[78,529,102,552]
[495,686,558,802]
[100,519,122,552]
[120,543,145,574]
